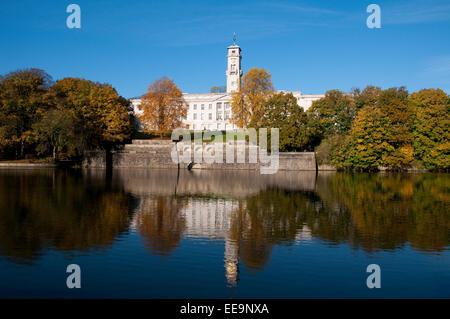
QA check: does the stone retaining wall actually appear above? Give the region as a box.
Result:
[83,140,317,171]
[82,150,107,168]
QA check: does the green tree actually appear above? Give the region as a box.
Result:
[410,89,450,169]
[315,134,347,167]
[33,109,80,162]
[306,89,356,148]
[257,92,308,151]
[352,85,382,110]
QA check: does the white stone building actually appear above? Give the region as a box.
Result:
[131,42,324,131]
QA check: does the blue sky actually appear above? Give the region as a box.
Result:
[1,0,450,98]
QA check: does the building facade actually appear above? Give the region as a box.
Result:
[131,42,324,131]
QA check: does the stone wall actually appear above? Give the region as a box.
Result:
[82,150,107,168]
[83,140,317,171]
[278,152,317,171]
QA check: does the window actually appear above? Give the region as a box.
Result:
[201,104,204,110]
[193,124,196,130]
[225,112,229,120]
[231,64,235,71]
[209,104,212,110]
[201,113,204,120]
[187,105,190,110]
[193,113,197,120]
[225,103,230,109]
[217,113,222,120]
[217,103,222,109]
[208,113,212,120]
[193,104,197,110]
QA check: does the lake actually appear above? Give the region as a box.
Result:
[0,168,448,298]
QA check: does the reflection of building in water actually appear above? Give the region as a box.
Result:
[183,198,237,238]
[132,195,314,286]
[224,239,239,287]
[122,169,317,286]
[295,225,312,242]
[131,196,242,286]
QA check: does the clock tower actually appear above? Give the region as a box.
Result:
[226,38,242,93]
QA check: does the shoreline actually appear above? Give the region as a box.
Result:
[0,163,58,168]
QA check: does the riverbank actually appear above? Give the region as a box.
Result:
[0,160,58,168]
[0,163,57,168]
[0,159,78,168]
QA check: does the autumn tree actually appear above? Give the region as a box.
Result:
[231,68,274,128]
[47,77,133,152]
[332,106,386,170]
[333,87,414,170]
[210,86,226,93]
[138,77,187,136]
[0,70,134,161]
[257,92,308,151]
[0,68,53,158]
[409,89,450,169]
[311,86,382,164]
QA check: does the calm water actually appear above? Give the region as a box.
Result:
[0,168,448,298]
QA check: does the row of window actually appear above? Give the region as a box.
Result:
[187,102,230,111]
[192,112,230,120]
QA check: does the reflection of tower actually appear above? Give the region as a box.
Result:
[183,198,241,286]
[224,236,239,287]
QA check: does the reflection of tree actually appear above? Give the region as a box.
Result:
[315,173,450,253]
[136,197,185,255]
[0,170,135,264]
[226,172,449,280]
[229,191,307,271]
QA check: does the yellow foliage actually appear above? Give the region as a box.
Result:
[138,77,187,134]
[230,68,274,128]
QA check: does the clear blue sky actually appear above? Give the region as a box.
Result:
[1,0,450,98]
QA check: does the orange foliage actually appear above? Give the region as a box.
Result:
[138,77,187,134]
